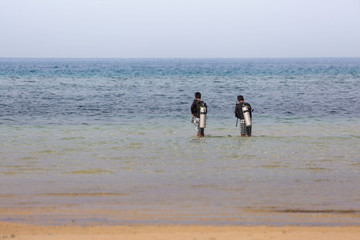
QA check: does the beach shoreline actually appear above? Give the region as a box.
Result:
[1,221,360,240]
[1,208,360,240]
[2,205,360,226]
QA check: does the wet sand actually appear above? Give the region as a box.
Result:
[1,207,360,239]
[1,221,360,240]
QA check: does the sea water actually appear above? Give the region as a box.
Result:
[0,58,360,225]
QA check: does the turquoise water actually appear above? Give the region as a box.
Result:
[0,58,360,225]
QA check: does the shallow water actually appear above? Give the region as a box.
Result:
[0,58,360,225]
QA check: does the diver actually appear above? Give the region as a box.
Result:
[191,92,207,137]
[235,95,253,137]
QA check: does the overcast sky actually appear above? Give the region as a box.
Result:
[1,0,360,58]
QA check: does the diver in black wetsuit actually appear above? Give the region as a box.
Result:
[235,95,253,137]
[191,92,207,137]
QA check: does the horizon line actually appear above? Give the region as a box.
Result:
[1,56,360,60]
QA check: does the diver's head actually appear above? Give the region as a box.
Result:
[195,92,201,100]
[237,95,244,102]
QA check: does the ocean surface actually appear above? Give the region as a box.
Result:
[1,58,360,226]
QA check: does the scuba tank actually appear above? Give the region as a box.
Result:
[199,106,207,129]
[242,104,252,127]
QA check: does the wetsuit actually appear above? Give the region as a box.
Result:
[191,99,207,135]
[235,102,253,136]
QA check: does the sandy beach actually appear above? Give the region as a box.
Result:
[1,221,360,240]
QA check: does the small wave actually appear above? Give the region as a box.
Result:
[66,168,114,174]
[262,164,288,169]
[246,207,360,214]
[43,192,127,197]
[275,209,359,214]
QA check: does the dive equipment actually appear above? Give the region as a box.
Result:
[242,105,252,127]
[199,106,207,129]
